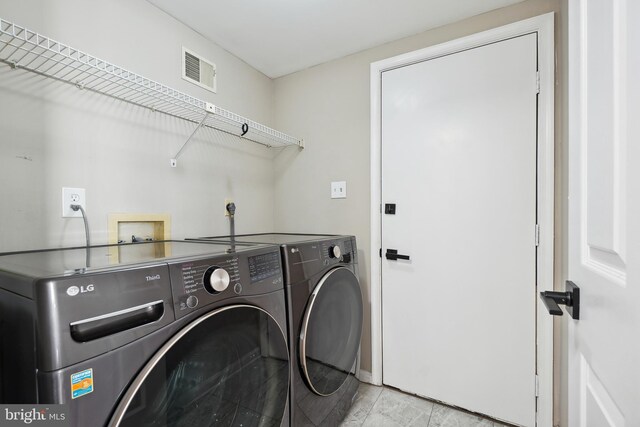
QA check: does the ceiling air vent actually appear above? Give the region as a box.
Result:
[182,47,216,93]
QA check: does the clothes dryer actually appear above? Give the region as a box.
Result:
[188,233,363,426]
[0,241,290,427]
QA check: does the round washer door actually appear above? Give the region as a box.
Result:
[110,305,289,427]
[300,267,363,396]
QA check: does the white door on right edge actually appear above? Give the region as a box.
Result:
[381,34,537,426]
[567,0,640,426]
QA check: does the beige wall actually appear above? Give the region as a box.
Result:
[0,0,277,251]
[273,0,567,424]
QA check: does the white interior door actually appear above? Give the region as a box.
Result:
[381,34,538,426]
[567,0,640,425]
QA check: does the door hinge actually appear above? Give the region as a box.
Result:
[535,224,540,247]
[379,248,382,258]
[536,71,540,94]
[535,374,540,397]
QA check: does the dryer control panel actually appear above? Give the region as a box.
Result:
[168,247,283,319]
[282,236,358,286]
[321,238,355,264]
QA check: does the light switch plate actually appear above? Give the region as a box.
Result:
[331,181,347,199]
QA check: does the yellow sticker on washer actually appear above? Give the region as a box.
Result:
[71,368,94,399]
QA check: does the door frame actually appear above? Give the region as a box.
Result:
[369,13,555,426]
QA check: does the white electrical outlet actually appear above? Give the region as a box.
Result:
[331,181,347,199]
[62,187,86,218]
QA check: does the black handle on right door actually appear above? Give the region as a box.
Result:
[385,249,410,261]
[539,280,580,320]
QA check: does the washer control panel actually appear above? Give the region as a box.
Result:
[248,250,281,284]
[168,247,283,319]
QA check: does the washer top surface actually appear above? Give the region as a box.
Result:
[189,232,341,245]
[0,240,267,279]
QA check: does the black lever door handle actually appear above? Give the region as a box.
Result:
[540,292,564,316]
[385,249,410,261]
[539,280,580,320]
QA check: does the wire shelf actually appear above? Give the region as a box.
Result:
[0,17,303,152]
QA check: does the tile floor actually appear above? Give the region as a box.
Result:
[340,384,512,427]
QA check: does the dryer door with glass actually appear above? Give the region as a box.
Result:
[299,267,363,396]
[110,305,289,427]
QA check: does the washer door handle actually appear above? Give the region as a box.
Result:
[385,249,410,261]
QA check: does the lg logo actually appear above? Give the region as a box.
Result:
[66,284,95,296]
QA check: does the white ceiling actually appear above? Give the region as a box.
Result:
[148,0,526,78]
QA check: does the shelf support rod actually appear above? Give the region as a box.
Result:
[170,112,210,167]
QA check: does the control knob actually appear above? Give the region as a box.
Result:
[329,245,342,259]
[203,267,230,294]
[186,295,199,308]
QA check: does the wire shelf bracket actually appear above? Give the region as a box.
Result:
[0,17,304,166]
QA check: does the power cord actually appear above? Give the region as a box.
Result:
[70,204,91,267]
[226,202,236,250]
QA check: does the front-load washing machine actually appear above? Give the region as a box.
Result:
[188,233,363,426]
[0,240,290,427]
